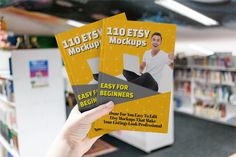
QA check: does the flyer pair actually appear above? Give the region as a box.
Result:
[55,13,176,138]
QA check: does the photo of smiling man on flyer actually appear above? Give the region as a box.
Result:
[123,32,174,92]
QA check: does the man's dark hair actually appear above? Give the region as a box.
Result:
[151,32,162,40]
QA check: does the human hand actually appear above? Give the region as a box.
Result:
[46,101,114,157]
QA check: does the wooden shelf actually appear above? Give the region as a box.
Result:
[0,135,20,157]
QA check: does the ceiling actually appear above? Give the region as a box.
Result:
[1,0,236,28]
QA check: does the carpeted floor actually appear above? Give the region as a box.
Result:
[101,112,236,157]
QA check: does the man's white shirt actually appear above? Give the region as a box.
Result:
[142,49,172,85]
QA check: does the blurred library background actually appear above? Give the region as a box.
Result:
[0,0,236,157]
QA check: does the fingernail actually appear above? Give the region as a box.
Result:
[105,101,114,108]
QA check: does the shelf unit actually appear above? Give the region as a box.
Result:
[0,94,16,108]
[174,61,236,127]
[0,49,66,157]
[0,135,19,157]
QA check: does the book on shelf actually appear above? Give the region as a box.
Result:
[0,144,14,157]
[194,100,226,120]
[175,53,236,69]
[194,83,231,103]
[0,103,18,152]
[0,79,14,103]
[192,53,234,68]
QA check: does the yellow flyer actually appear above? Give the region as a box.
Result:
[55,13,126,112]
[95,19,176,133]
[55,13,127,138]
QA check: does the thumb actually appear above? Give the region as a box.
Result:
[80,101,114,124]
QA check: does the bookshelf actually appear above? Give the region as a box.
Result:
[0,94,16,108]
[0,49,66,157]
[174,53,236,127]
[0,134,19,157]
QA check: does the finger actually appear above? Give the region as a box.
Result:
[81,101,114,123]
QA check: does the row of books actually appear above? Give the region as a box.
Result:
[0,144,14,157]
[174,69,192,80]
[174,81,191,97]
[174,67,192,109]
[174,68,236,85]
[175,53,235,69]
[174,66,192,98]
[174,54,236,125]
[174,97,191,109]
[0,79,14,103]
[194,84,231,103]
[194,100,226,120]
[192,53,234,68]
[193,70,235,85]
[0,103,18,152]
[174,54,189,66]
